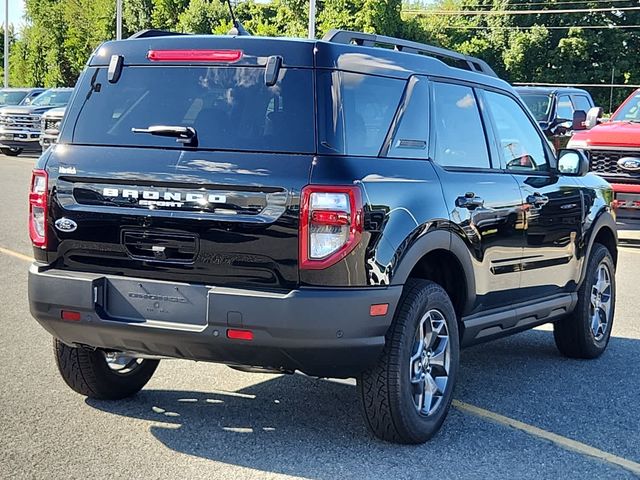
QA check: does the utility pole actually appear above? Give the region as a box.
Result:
[308,0,316,39]
[4,0,8,87]
[116,0,122,40]
[609,67,615,114]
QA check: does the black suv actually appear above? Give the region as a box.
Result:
[28,30,618,444]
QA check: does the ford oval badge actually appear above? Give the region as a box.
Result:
[617,157,640,172]
[55,218,78,233]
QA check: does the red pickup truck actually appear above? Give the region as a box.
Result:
[568,89,640,221]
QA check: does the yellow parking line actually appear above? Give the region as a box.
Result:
[0,246,32,262]
[453,400,640,475]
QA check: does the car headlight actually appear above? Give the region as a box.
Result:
[567,139,589,149]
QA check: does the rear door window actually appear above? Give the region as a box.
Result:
[317,71,405,157]
[431,82,491,169]
[571,95,593,113]
[71,67,315,154]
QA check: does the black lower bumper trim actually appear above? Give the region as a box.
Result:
[28,265,402,377]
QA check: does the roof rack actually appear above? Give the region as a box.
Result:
[322,29,498,78]
[128,29,187,39]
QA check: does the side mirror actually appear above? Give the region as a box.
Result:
[585,107,604,129]
[557,149,589,176]
[572,110,587,131]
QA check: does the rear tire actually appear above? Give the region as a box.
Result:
[0,147,22,156]
[357,279,460,444]
[554,243,616,359]
[53,339,159,400]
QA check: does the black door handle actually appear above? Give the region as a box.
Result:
[456,192,484,210]
[526,193,549,207]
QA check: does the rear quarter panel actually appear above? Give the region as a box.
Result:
[305,156,450,287]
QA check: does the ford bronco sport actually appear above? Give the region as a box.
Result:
[28,29,618,444]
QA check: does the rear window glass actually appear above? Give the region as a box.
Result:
[0,90,28,105]
[519,93,552,122]
[317,71,405,157]
[72,67,315,153]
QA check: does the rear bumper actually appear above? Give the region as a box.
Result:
[28,265,402,377]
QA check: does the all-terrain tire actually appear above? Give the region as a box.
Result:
[554,243,616,359]
[53,339,159,400]
[357,279,460,444]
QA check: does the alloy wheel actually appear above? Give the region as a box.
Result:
[409,309,451,416]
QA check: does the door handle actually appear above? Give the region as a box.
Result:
[526,193,549,207]
[456,192,484,210]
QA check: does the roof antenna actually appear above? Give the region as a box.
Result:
[225,0,251,36]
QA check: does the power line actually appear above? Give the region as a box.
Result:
[435,24,640,29]
[404,6,640,15]
[514,82,640,88]
[444,0,639,7]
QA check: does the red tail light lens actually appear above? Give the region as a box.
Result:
[300,186,363,270]
[147,49,243,62]
[29,169,48,249]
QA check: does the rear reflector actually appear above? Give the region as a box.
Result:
[61,310,81,321]
[227,329,254,341]
[370,304,389,316]
[147,49,243,63]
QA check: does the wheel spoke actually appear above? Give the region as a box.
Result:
[591,312,601,336]
[429,337,448,368]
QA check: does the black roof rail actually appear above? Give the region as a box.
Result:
[322,29,498,78]
[128,29,187,39]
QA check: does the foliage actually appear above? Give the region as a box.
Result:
[6,0,640,110]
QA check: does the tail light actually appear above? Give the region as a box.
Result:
[300,186,363,270]
[29,169,48,248]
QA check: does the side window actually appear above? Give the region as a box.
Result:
[388,77,429,159]
[432,82,491,169]
[572,95,592,114]
[556,95,574,121]
[484,91,550,172]
[317,71,405,157]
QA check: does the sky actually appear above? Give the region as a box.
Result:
[4,0,25,28]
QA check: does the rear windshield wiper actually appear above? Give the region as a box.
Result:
[132,125,198,146]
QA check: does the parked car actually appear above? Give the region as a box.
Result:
[39,107,66,152]
[568,88,640,222]
[0,88,46,107]
[515,86,596,150]
[28,29,617,444]
[0,87,73,156]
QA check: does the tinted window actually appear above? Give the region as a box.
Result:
[572,95,592,113]
[72,67,314,153]
[556,95,574,121]
[484,91,549,172]
[519,93,552,122]
[432,83,490,169]
[388,77,429,159]
[318,71,404,156]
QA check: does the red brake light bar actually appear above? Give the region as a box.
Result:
[147,49,243,63]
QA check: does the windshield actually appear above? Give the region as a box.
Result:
[612,92,640,122]
[31,90,72,107]
[519,93,552,122]
[0,90,28,106]
[72,66,315,153]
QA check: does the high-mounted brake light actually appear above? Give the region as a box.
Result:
[29,169,48,249]
[299,186,363,270]
[147,49,243,63]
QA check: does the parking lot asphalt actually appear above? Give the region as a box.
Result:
[1,154,639,480]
